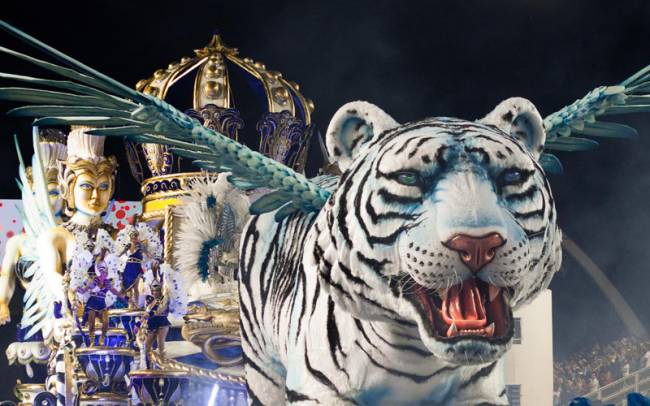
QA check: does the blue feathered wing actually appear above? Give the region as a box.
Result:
[541,66,650,173]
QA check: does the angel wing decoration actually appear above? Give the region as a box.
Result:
[16,127,63,340]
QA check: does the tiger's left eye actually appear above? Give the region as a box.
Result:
[396,172,420,186]
[503,169,522,184]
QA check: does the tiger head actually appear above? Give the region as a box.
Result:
[312,99,562,366]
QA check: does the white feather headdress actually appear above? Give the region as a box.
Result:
[67,126,104,161]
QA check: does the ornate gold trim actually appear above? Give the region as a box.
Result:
[78,392,130,402]
[140,172,203,222]
[74,347,135,357]
[140,209,167,222]
[77,327,128,335]
[227,53,297,118]
[142,190,186,205]
[280,76,313,125]
[163,204,175,265]
[147,349,246,384]
[194,48,231,110]
[14,382,46,405]
[128,369,190,378]
[108,308,145,318]
[140,172,203,197]
[14,383,45,391]
[65,346,75,404]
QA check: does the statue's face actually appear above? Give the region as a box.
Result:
[73,172,112,216]
[47,181,63,217]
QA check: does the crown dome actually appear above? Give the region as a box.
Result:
[133,33,317,222]
[128,34,315,183]
[135,34,314,125]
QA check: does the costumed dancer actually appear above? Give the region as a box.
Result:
[140,262,186,362]
[75,244,122,346]
[122,229,143,308]
[143,280,171,357]
[115,222,163,309]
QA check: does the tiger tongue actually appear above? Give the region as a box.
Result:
[446,279,487,328]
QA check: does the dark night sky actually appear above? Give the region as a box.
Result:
[1,0,650,399]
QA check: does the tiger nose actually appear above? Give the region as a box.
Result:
[443,233,506,273]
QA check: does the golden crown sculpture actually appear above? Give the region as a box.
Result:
[135,34,313,125]
[132,34,316,223]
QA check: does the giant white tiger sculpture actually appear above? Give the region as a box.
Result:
[0,19,648,406]
[239,99,561,405]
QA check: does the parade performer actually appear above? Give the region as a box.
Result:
[115,222,163,308]
[121,229,143,308]
[75,245,123,346]
[143,281,170,357]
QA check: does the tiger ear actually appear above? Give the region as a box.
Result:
[326,101,399,171]
[479,97,546,160]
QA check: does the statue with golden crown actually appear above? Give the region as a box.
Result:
[35,126,118,333]
[36,127,119,403]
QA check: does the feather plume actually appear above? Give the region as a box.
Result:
[174,173,250,286]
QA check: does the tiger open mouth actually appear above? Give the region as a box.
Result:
[410,278,514,343]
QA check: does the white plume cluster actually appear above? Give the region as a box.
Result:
[173,172,250,289]
[92,228,115,255]
[69,249,93,301]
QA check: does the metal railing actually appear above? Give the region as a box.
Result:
[583,366,650,406]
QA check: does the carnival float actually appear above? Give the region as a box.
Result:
[0,32,315,405]
[2,13,650,406]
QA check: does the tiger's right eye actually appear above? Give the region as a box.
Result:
[396,172,420,186]
[503,169,522,184]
